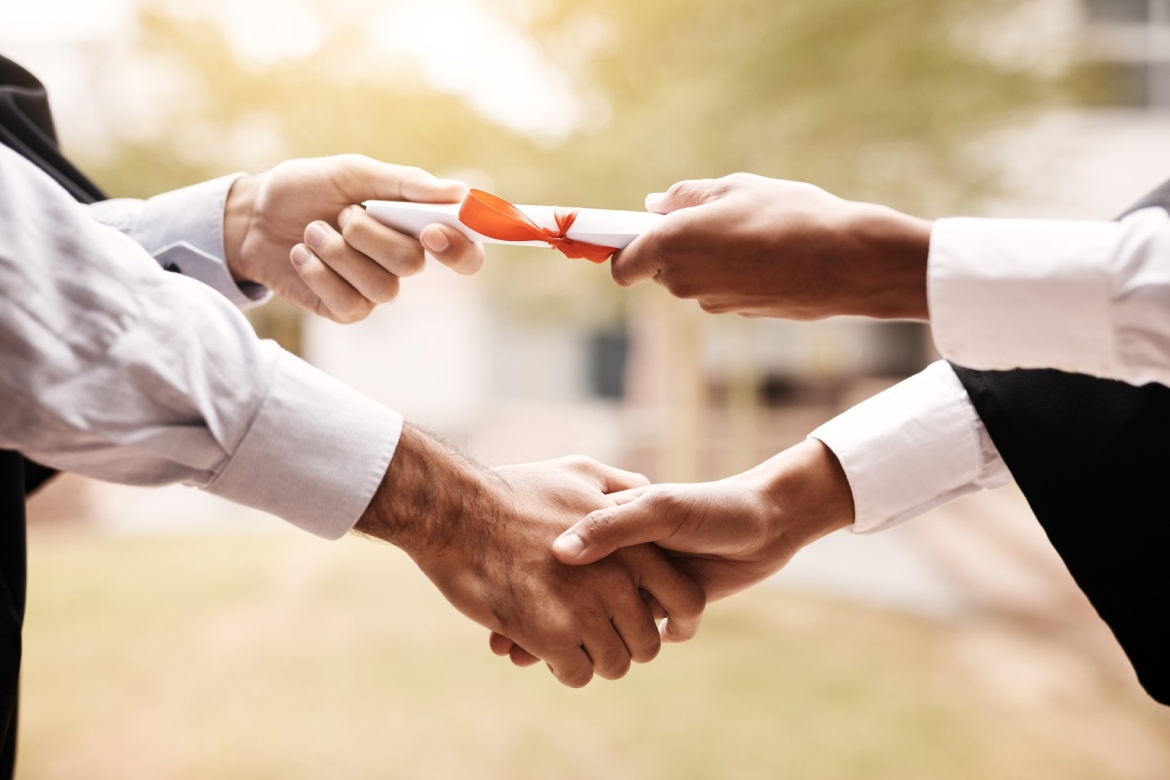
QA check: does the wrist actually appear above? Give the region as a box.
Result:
[223,173,262,285]
[846,204,932,320]
[750,439,855,553]
[354,425,499,562]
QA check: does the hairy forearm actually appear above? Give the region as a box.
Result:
[354,424,498,560]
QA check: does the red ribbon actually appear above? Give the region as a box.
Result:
[458,189,617,264]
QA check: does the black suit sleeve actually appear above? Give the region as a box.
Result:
[0,55,104,203]
[951,178,1170,705]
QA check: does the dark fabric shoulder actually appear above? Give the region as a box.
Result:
[950,177,1170,705]
[0,54,105,203]
[953,367,1170,704]
[1120,178,1170,218]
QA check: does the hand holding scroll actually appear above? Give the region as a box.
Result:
[612,173,933,321]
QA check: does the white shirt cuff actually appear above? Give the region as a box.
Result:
[810,361,1010,534]
[928,216,1121,377]
[205,350,402,539]
[88,174,272,310]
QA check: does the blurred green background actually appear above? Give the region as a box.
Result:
[7,0,1170,777]
[20,529,1170,780]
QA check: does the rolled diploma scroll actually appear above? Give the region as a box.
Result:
[363,200,665,250]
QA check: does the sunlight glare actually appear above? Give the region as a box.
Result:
[366,0,585,141]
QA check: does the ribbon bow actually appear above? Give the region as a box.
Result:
[458,189,618,264]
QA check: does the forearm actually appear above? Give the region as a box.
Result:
[1,146,396,538]
[355,425,497,558]
[743,439,856,552]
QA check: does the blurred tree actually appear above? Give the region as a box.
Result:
[71,0,1072,478]
[77,0,1063,326]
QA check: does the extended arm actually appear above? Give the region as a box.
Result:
[617,173,1170,387]
[87,155,485,322]
[1,145,703,684]
[0,145,396,536]
[546,361,1009,599]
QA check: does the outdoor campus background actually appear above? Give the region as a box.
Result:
[4,0,1170,777]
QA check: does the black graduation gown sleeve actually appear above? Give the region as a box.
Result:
[951,178,1170,705]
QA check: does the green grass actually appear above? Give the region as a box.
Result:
[18,530,1170,780]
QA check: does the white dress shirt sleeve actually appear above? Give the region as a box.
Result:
[86,174,273,310]
[810,361,1011,533]
[930,206,1170,387]
[0,145,399,539]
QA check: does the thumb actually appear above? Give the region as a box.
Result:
[396,167,469,204]
[346,156,469,204]
[644,178,723,215]
[552,498,670,566]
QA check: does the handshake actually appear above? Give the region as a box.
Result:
[52,152,1154,693]
[8,58,1169,779]
[354,426,854,688]
[208,157,938,688]
[215,158,900,687]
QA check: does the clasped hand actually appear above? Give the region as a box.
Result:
[487,440,856,677]
[357,427,708,688]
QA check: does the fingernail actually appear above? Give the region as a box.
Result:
[553,532,586,558]
[645,192,666,212]
[305,222,328,249]
[290,244,312,267]
[421,227,450,254]
[338,206,355,229]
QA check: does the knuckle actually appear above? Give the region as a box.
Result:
[402,246,427,275]
[641,488,676,512]
[663,276,696,299]
[648,221,686,258]
[308,226,342,257]
[556,454,595,473]
[667,178,709,202]
[634,633,662,663]
[333,299,374,324]
[609,250,642,288]
[583,508,619,537]
[665,180,691,199]
[340,153,373,173]
[400,166,429,189]
[596,648,631,680]
[678,583,707,619]
[560,669,592,689]
[370,276,401,304]
[339,211,369,243]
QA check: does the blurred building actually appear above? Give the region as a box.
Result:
[303,0,1170,479]
[1083,0,1170,106]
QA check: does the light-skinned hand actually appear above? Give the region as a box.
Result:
[224,154,484,323]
